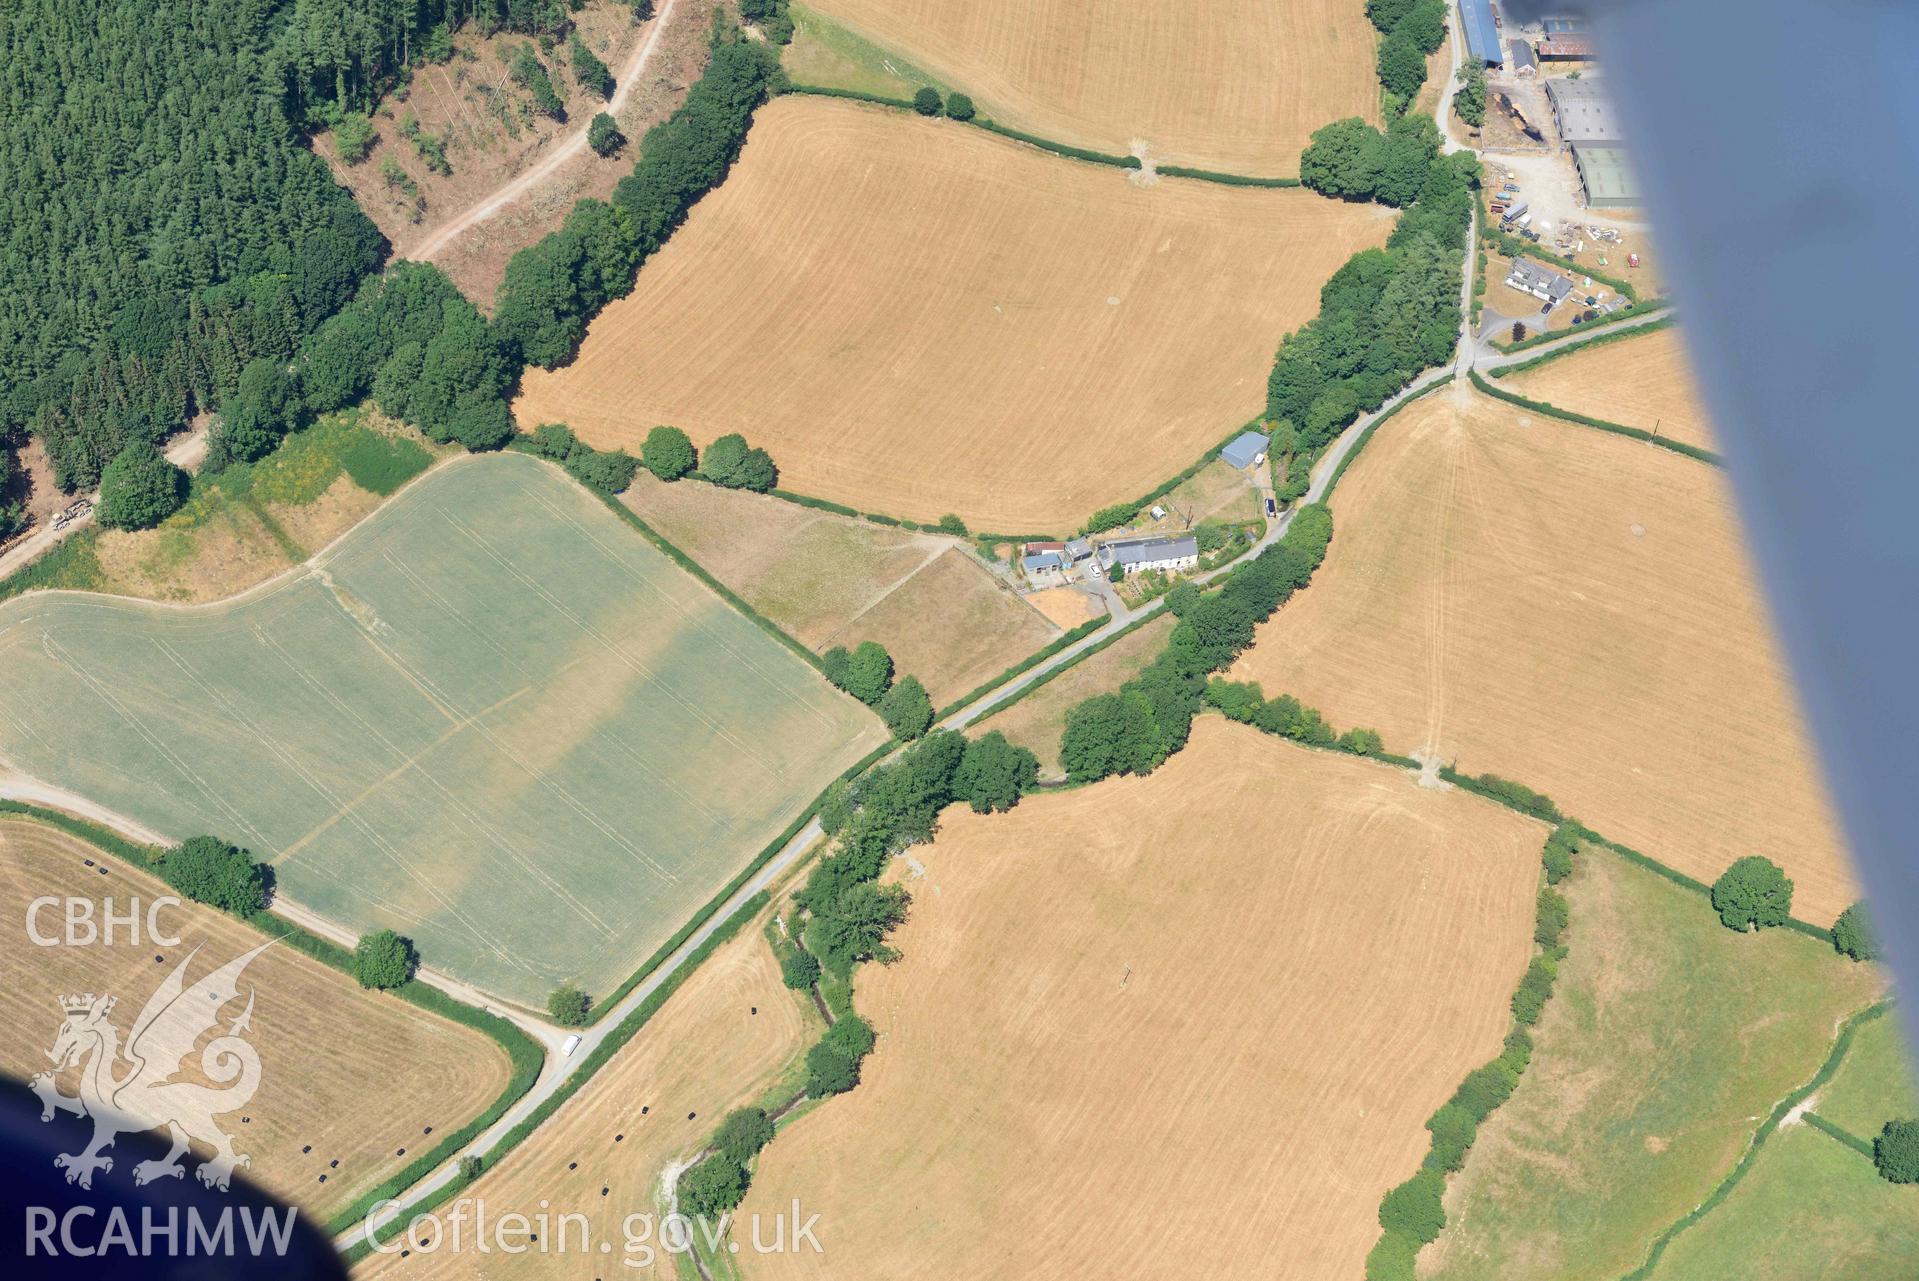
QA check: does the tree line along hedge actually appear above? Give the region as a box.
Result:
[1367,824,1584,1280]
[702,721,1049,1234]
[1056,504,1335,784]
[1469,371,1723,466]
[1280,109,1478,460]
[1366,0,1450,109]
[1200,676,1393,761]
[198,21,781,505]
[821,640,936,740]
[494,32,780,372]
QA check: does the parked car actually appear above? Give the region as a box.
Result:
[1265,496,1278,518]
[1087,562,1102,579]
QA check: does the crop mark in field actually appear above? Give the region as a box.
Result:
[439,507,787,778]
[296,603,685,893]
[593,726,724,826]
[311,542,689,893]
[145,634,534,959]
[378,550,528,675]
[253,626,629,933]
[338,611,465,727]
[378,548,729,832]
[252,624,616,937]
[522,485,845,738]
[269,681,533,863]
[313,567,389,635]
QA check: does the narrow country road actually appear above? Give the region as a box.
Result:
[406,0,683,262]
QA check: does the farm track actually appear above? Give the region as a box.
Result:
[0,424,211,582]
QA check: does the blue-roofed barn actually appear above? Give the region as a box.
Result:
[1021,550,1064,576]
[1459,0,1504,66]
[1220,430,1269,470]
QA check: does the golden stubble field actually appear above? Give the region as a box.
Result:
[1232,388,1854,922]
[514,97,1392,533]
[739,719,1546,1279]
[1501,326,1718,450]
[0,819,511,1224]
[800,0,1379,174]
[354,915,810,1279]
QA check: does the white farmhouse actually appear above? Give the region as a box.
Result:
[1097,534,1200,575]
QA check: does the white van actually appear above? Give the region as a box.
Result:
[560,1033,582,1058]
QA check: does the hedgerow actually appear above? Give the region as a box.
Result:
[1438,766,1562,821]
[1490,300,1669,353]
[1157,165,1300,186]
[1056,506,1337,784]
[1366,823,1583,1269]
[1486,315,1678,379]
[932,616,1106,720]
[1469,370,1722,465]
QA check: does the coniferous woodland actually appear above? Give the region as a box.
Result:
[0,0,384,489]
[1,1,776,500]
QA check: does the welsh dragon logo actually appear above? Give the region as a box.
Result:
[30,941,269,1192]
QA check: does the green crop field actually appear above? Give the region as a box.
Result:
[1426,848,1883,1281]
[0,454,884,1004]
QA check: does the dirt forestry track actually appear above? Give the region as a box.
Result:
[738,719,1545,1279]
[0,819,512,1225]
[1500,325,1718,451]
[408,0,686,265]
[513,96,1392,533]
[801,0,1379,174]
[1232,387,1856,923]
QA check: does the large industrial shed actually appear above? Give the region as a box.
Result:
[1546,77,1624,145]
[1572,145,1641,209]
[1459,0,1503,66]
